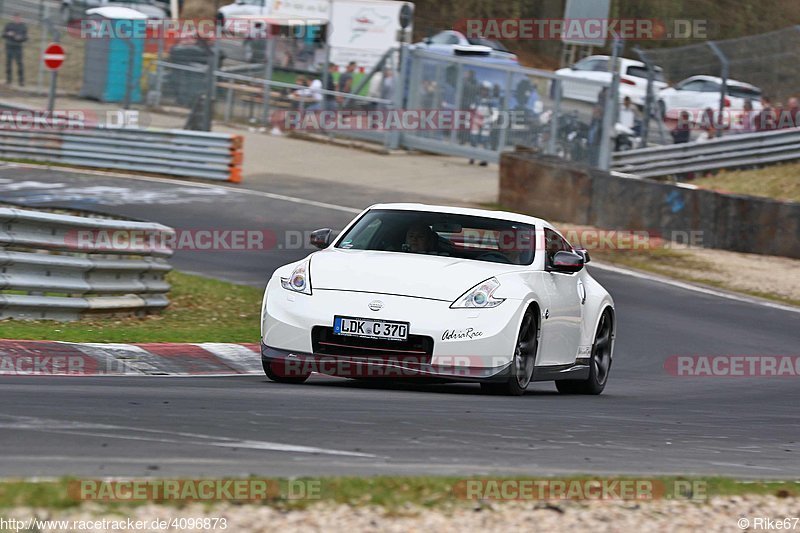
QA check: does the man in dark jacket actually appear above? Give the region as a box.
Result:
[3,14,27,85]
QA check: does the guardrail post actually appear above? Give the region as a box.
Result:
[201,39,221,131]
[634,46,653,148]
[547,78,562,155]
[385,42,408,150]
[598,37,623,170]
[495,70,511,153]
[707,41,729,137]
[448,62,464,146]
[46,27,61,114]
[260,37,276,127]
[123,40,135,110]
[149,31,166,108]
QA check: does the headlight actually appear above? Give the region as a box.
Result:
[450,277,504,309]
[280,260,312,295]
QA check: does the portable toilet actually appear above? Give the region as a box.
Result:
[80,6,147,104]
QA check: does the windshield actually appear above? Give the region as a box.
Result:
[335,210,537,265]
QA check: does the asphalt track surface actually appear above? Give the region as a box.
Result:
[0,165,798,479]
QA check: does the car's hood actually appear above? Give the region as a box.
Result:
[310,249,518,301]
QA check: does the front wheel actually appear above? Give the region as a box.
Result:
[481,309,538,396]
[262,358,310,384]
[556,309,613,395]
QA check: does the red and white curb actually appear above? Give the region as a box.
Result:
[0,340,262,376]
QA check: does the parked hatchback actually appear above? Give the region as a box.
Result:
[554,55,667,108]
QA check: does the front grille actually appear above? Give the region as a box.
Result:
[312,326,434,364]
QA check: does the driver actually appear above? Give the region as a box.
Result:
[404,224,437,253]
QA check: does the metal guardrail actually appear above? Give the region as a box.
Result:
[0,207,175,321]
[612,127,800,178]
[0,121,244,182]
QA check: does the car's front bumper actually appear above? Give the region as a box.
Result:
[262,279,526,370]
[261,342,514,383]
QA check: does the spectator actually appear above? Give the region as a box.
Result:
[587,105,603,166]
[736,99,757,133]
[367,67,394,110]
[291,75,308,95]
[461,70,478,109]
[468,81,497,166]
[380,67,394,104]
[782,97,799,129]
[367,68,383,108]
[336,61,357,106]
[671,110,692,144]
[324,63,338,110]
[458,70,478,144]
[508,78,541,148]
[618,96,640,133]
[3,14,27,86]
[420,79,437,109]
[306,77,323,110]
[292,75,322,111]
[695,125,716,143]
[756,96,775,131]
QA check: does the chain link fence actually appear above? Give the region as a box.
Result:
[0,0,616,169]
[640,26,800,104]
[401,47,611,166]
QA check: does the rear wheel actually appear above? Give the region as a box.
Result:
[481,309,538,396]
[556,309,612,395]
[262,358,310,384]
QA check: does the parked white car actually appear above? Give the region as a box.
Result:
[260,204,615,396]
[658,75,763,118]
[554,55,667,107]
[216,0,268,23]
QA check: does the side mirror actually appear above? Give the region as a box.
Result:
[550,250,584,273]
[309,228,333,249]
[574,248,591,264]
[423,37,432,45]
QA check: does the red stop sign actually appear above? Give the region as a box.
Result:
[43,43,65,71]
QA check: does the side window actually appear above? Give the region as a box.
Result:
[544,228,572,268]
[591,59,609,72]
[679,80,704,92]
[572,59,596,71]
[700,81,720,92]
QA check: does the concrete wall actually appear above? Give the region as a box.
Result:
[500,150,800,259]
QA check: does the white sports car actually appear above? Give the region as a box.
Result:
[260,204,615,396]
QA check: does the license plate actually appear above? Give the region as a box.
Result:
[333,316,409,341]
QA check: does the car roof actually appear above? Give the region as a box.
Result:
[366,203,550,227]
[577,55,647,68]
[680,75,760,90]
